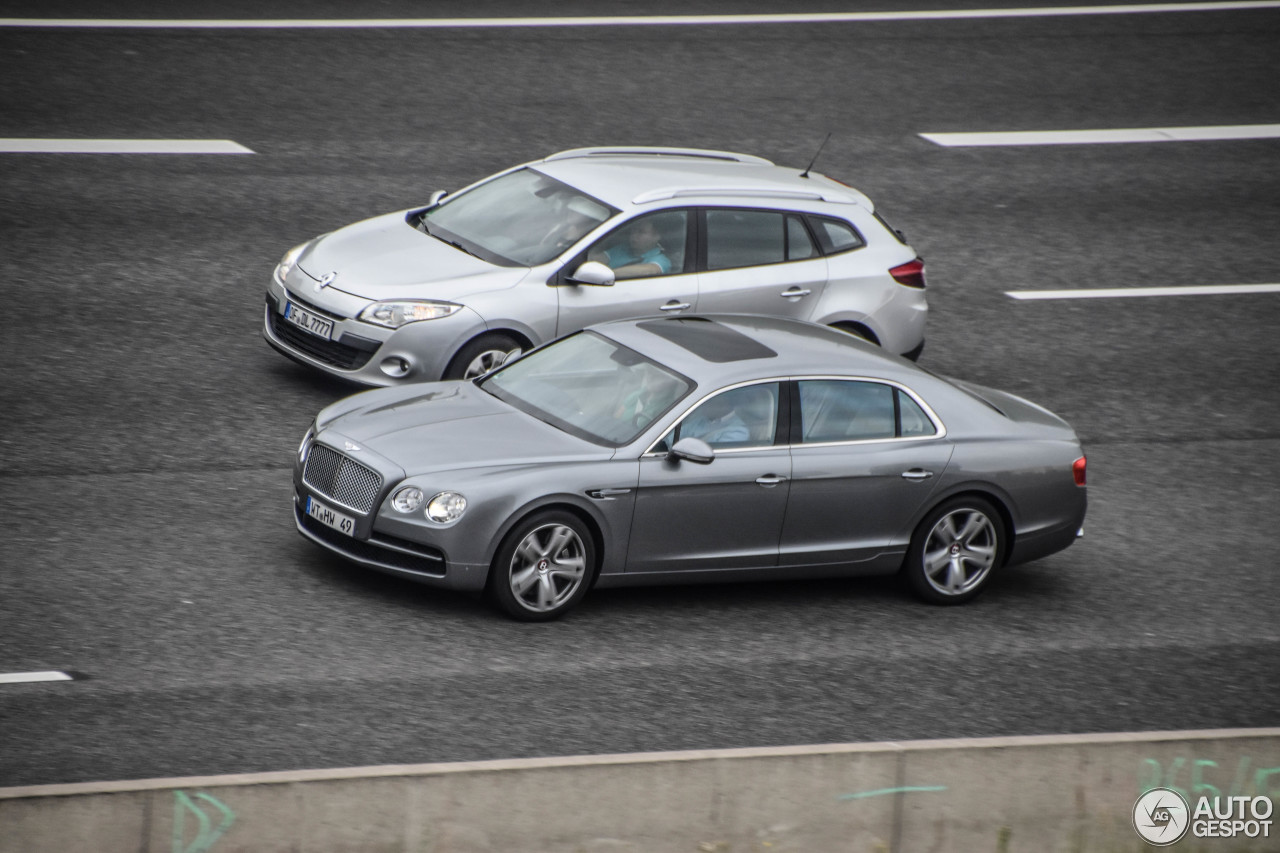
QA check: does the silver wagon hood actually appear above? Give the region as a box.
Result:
[297,211,526,300]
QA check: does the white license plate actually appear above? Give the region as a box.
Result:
[306,495,356,537]
[284,301,334,340]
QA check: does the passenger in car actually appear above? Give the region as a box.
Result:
[681,393,750,445]
[592,219,671,279]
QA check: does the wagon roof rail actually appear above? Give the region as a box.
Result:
[543,147,774,166]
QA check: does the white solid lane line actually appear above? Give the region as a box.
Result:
[0,139,254,155]
[1008,284,1280,300]
[922,125,1280,147]
[2,1,1279,28]
[0,671,72,684]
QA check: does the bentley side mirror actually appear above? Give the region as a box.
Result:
[565,261,616,287]
[669,437,715,465]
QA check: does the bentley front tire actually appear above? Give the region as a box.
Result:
[488,511,595,621]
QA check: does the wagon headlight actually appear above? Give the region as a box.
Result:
[298,424,315,463]
[426,491,467,523]
[359,301,462,329]
[277,242,307,281]
[391,486,425,514]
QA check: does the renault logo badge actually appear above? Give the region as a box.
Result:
[317,271,339,290]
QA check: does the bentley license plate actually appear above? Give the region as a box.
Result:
[306,495,355,537]
[285,301,334,340]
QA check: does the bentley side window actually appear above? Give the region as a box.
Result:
[898,390,937,437]
[798,380,896,442]
[676,383,780,450]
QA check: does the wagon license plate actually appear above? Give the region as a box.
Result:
[306,496,355,537]
[284,301,334,340]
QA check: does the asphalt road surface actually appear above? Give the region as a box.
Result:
[2,1,1278,787]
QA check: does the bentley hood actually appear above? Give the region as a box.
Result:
[316,381,611,475]
[297,211,527,300]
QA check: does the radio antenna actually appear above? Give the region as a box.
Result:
[800,133,832,179]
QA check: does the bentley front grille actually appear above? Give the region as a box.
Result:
[303,445,383,514]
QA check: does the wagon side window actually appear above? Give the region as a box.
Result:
[807,216,866,255]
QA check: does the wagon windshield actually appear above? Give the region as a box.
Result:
[418,169,615,267]
[480,332,693,447]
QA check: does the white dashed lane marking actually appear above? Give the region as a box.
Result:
[1007,284,1280,300]
[0,671,73,684]
[922,125,1280,147]
[2,1,1279,28]
[0,139,254,154]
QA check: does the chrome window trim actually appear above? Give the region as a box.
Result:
[640,377,792,457]
[792,375,947,445]
[639,374,946,457]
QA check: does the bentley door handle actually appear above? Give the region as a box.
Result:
[901,469,934,481]
[659,301,692,311]
[755,475,788,486]
[587,488,633,500]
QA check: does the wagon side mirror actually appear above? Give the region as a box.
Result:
[669,437,714,465]
[566,261,615,287]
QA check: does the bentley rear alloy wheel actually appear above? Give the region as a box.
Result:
[906,497,1004,604]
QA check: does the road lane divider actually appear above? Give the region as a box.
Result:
[922,124,1280,146]
[0,671,72,684]
[3,2,1280,29]
[2,728,1277,852]
[1008,283,1280,300]
[0,139,254,154]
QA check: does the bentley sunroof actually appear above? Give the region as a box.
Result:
[637,317,778,363]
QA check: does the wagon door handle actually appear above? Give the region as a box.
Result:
[755,474,788,486]
[901,469,934,481]
[780,288,812,298]
[659,301,692,312]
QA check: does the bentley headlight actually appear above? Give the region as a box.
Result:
[297,424,315,463]
[277,242,307,282]
[426,491,467,523]
[392,487,425,514]
[359,301,462,329]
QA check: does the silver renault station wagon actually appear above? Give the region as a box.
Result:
[264,147,928,385]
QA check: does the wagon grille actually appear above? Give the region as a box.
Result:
[303,445,383,514]
[267,298,375,370]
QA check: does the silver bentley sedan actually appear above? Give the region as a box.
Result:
[293,315,1086,620]
[265,147,927,385]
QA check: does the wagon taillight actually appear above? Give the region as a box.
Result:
[889,257,926,289]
